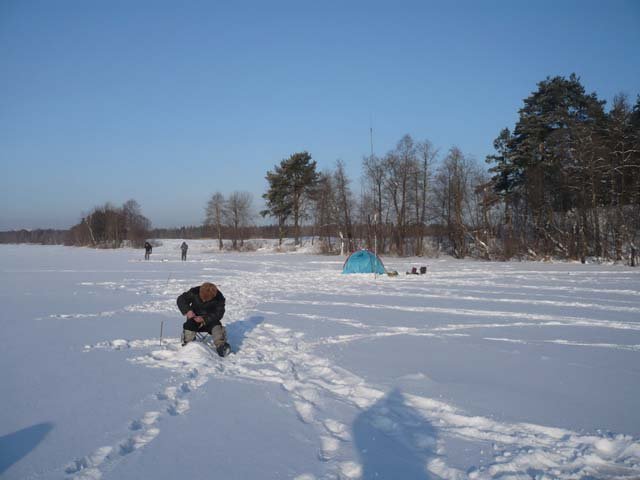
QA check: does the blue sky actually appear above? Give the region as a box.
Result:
[1,0,639,230]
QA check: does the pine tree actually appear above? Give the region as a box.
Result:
[262,152,318,246]
[487,74,606,257]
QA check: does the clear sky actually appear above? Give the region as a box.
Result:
[1,0,639,230]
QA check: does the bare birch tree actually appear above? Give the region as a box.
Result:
[225,191,253,250]
[205,192,226,250]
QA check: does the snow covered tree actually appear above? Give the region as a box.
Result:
[605,94,640,263]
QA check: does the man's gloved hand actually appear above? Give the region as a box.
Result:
[186,310,204,324]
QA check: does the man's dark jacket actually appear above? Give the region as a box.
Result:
[177,287,226,331]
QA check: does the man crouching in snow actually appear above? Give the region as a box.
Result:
[177,282,231,357]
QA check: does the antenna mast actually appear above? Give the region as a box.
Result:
[369,114,374,159]
[369,114,378,277]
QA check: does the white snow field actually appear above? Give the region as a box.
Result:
[1,240,640,480]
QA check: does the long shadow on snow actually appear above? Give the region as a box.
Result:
[0,422,54,474]
[227,316,264,352]
[353,388,437,479]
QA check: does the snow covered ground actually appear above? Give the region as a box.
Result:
[1,240,639,479]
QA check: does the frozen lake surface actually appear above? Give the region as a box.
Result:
[1,241,639,479]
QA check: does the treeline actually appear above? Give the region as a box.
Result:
[3,74,638,263]
[151,224,283,241]
[1,200,153,248]
[252,75,638,264]
[486,74,640,264]
[66,200,151,248]
[257,139,491,258]
[0,229,68,245]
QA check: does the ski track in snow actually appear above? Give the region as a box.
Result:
[65,263,640,479]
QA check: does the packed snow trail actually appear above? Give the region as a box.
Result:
[69,251,640,480]
[81,326,640,479]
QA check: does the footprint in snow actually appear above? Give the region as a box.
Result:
[129,411,161,431]
[64,446,113,475]
[322,419,351,442]
[118,428,160,455]
[318,436,341,461]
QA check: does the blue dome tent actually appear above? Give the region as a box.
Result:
[342,249,386,274]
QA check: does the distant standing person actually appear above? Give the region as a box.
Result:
[177,282,231,357]
[144,241,152,260]
[181,241,188,261]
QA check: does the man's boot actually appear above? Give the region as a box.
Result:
[216,342,231,357]
[181,329,196,346]
[211,325,230,357]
